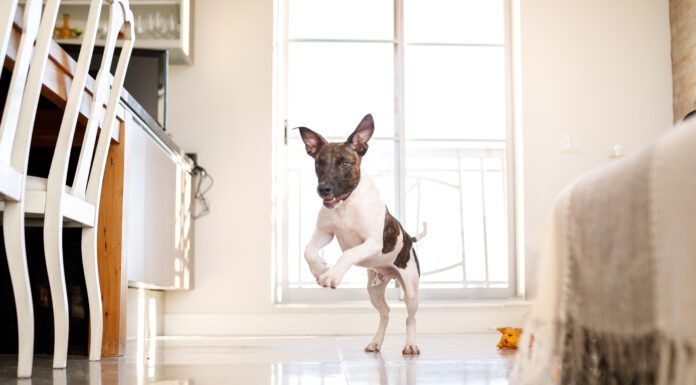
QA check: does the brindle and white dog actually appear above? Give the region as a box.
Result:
[298,114,427,355]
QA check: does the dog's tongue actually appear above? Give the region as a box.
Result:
[323,197,339,208]
[323,191,352,209]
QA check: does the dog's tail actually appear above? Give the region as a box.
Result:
[411,222,428,242]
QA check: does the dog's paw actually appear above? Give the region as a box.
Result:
[364,342,382,352]
[317,269,344,289]
[402,344,421,355]
[310,265,330,280]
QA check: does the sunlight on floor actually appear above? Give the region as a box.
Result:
[0,334,516,384]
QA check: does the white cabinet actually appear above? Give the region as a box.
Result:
[123,113,193,289]
[21,0,193,64]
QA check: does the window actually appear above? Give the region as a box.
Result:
[274,0,514,302]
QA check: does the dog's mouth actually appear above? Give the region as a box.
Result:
[322,192,352,209]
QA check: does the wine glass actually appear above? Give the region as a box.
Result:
[167,14,179,39]
[135,14,145,38]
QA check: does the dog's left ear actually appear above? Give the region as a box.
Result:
[346,114,375,156]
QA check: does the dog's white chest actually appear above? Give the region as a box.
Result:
[326,203,383,251]
[317,175,386,252]
[332,220,365,251]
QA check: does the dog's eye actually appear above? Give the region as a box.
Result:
[340,161,351,168]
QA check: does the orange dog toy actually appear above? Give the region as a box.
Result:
[496,327,522,349]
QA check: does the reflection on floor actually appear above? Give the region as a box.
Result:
[0,334,516,384]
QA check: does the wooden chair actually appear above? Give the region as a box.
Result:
[0,0,60,378]
[29,0,134,368]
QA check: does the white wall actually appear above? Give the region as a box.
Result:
[164,0,274,317]
[518,0,673,297]
[162,0,672,334]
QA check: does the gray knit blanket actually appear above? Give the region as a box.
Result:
[512,120,696,385]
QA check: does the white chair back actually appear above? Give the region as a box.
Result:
[11,0,62,187]
[0,0,17,79]
[48,0,134,205]
[0,2,18,78]
[83,1,135,206]
[0,0,44,200]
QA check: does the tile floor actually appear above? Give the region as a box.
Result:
[0,334,517,384]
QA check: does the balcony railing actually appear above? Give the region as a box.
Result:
[281,139,512,300]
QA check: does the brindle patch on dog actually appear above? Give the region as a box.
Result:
[383,209,421,276]
[411,245,421,276]
[382,208,400,254]
[393,225,414,272]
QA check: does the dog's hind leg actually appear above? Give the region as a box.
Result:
[398,253,421,355]
[365,269,391,352]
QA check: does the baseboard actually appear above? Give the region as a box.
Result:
[164,303,531,336]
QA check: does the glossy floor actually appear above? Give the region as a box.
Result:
[0,334,517,384]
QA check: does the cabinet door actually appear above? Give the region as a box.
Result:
[124,115,192,289]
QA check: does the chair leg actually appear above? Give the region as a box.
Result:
[81,227,102,361]
[3,202,34,378]
[43,210,69,369]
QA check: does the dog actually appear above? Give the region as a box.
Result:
[297,114,427,355]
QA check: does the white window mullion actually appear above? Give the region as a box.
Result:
[273,0,291,303]
[503,0,518,295]
[394,0,406,220]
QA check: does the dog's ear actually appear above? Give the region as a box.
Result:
[346,114,374,156]
[297,127,327,157]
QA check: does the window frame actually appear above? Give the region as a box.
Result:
[272,0,516,303]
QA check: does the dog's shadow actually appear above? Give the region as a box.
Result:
[366,352,417,385]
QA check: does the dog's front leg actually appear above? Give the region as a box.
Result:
[304,228,334,278]
[317,238,381,288]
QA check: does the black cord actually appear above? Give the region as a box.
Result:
[192,165,213,219]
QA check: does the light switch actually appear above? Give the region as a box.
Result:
[561,133,578,153]
[611,144,625,159]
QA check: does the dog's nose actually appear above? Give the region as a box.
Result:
[317,183,333,198]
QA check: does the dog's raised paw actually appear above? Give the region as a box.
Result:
[402,345,421,355]
[317,269,344,289]
[364,342,381,352]
[309,265,329,280]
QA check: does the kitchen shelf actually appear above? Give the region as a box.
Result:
[21,0,192,64]
[20,0,182,6]
[56,37,182,50]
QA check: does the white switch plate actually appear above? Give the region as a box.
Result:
[561,133,579,153]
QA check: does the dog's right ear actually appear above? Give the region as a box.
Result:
[296,127,327,157]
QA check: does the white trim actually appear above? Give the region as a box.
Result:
[289,38,396,44]
[510,0,526,298]
[406,42,504,47]
[502,0,518,299]
[272,0,290,303]
[164,302,531,336]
